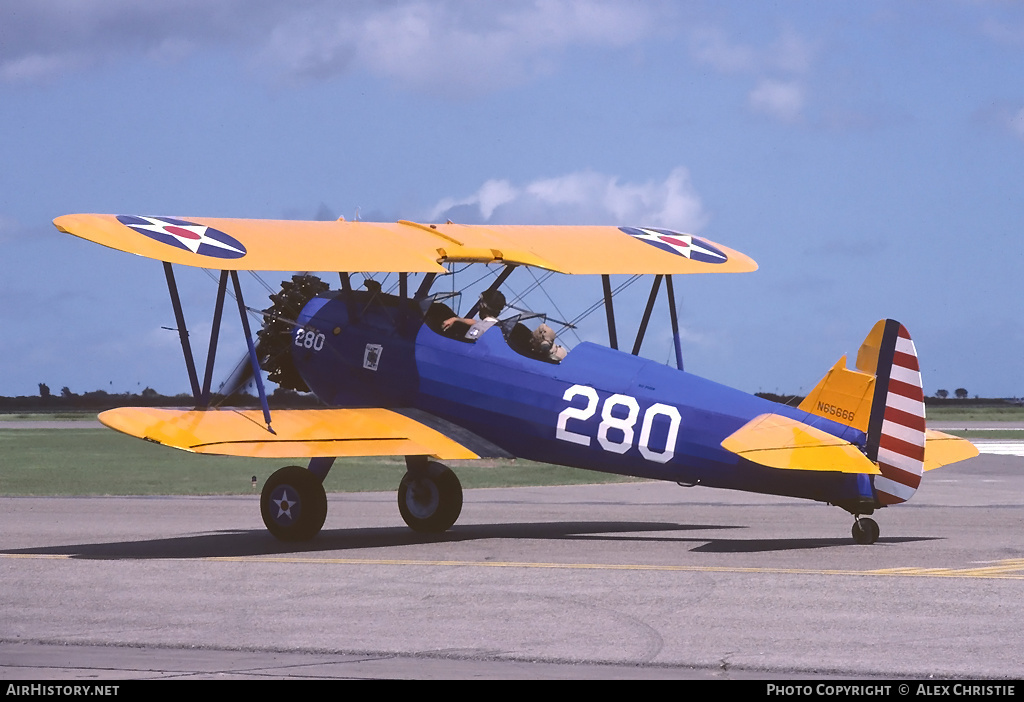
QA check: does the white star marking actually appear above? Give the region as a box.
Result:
[129,216,245,256]
[273,489,295,519]
[630,228,727,261]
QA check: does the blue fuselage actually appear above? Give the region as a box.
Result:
[293,291,874,506]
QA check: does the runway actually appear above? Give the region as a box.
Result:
[1,453,1022,680]
[967,440,1024,456]
[930,422,1024,457]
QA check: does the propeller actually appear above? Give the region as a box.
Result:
[216,350,259,400]
[214,274,329,403]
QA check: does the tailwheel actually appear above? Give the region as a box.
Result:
[398,460,463,533]
[852,516,880,545]
[261,465,328,541]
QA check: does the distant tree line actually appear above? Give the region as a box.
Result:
[0,384,321,412]
[934,388,971,400]
[754,391,1015,407]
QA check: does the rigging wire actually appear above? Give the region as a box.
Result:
[433,264,648,349]
[559,273,643,336]
[198,269,270,327]
[202,265,650,361]
[506,269,553,306]
[524,267,582,345]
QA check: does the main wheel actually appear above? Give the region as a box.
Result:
[852,517,880,545]
[398,462,463,533]
[261,465,328,541]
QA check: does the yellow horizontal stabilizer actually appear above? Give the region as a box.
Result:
[923,429,979,471]
[54,214,757,276]
[797,356,875,433]
[98,407,479,460]
[721,413,880,474]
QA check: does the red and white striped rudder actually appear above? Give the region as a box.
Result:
[863,320,926,505]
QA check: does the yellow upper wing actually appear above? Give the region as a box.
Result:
[54,214,757,275]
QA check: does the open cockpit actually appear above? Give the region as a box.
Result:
[421,296,566,363]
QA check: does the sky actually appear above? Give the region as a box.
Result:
[2,0,1023,400]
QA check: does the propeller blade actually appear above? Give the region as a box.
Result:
[217,352,256,399]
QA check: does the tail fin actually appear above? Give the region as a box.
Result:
[859,320,926,505]
[799,320,925,505]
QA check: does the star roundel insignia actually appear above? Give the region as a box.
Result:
[273,488,296,521]
[116,215,247,259]
[620,226,728,264]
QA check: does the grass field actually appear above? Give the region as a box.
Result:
[943,430,1024,439]
[0,428,641,496]
[0,412,102,421]
[925,405,1024,421]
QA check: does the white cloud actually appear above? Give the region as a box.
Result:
[688,27,757,73]
[430,168,709,231]
[688,25,814,126]
[430,179,519,221]
[264,0,667,93]
[689,25,813,76]
[770,26,814,74]
[749,79,805,124]
[0,52,81,84]
[0,1,670,92]
[476,180,520,220]
[981,17,1024,47]
[0,0,249,84]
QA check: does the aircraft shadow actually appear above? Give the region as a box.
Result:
[688,535,939,553]
[2,521,736,560]
[0,520,939,559]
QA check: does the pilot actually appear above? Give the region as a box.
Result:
[530,323,567,362]
[442,289,506,340]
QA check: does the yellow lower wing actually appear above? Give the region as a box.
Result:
[99,407,479,460]
[721,413,880,474]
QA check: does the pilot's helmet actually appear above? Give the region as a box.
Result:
[479,289,506,317]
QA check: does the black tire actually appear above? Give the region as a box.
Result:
[852,517,880,545]
[398,462,463,533]
[261,465,328,541]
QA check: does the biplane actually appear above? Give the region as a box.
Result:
[53,213,978,545]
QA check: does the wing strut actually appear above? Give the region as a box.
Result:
[162,265,242,408]
[414,272,437,300]
[602,274,618,350]
[200,270,229,405]
[163,262,202,402]
[665,275,684,371]
[230,270,275,434]
[632,275,663,356]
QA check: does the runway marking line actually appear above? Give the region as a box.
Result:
[213,556,1024,579]
[5,553,1023,579]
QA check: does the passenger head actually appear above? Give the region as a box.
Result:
[531,323,555,353]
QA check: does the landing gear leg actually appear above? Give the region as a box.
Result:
[851,516,880,545]
[261,465,328,541]
[398,457,463,533]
